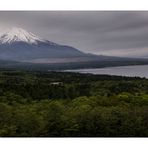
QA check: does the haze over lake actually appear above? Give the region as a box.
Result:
[66,65,148,78]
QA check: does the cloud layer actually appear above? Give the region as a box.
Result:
[0,11,148,57]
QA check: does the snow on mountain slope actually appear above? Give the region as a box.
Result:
[0,27,86,61]
[0,27,50,45]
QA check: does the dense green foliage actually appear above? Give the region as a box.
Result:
[0,70,148,137]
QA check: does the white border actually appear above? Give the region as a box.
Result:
[0,138,148,148]
[0,0,148,10]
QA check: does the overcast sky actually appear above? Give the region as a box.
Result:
[0,11,148,57]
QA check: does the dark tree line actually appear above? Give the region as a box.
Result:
[0,70,148,136]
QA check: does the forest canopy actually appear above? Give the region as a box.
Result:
[0,70,148,137]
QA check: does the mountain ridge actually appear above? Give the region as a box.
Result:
[0,27,58,45]
[0,27,148,70]
[0,27,86,62]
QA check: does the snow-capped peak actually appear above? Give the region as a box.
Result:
[0,27,47,44]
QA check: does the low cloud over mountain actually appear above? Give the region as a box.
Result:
[0,11,148,57]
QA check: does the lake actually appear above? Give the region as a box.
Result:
[65,65,148,78]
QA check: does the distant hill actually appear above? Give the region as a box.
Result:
[0,27,148,70]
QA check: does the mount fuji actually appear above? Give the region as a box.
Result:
[0,27,89,62]
[0,27,148,70]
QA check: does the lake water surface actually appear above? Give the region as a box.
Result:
[65,65,148,78]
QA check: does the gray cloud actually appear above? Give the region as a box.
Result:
[0,11,148,57]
